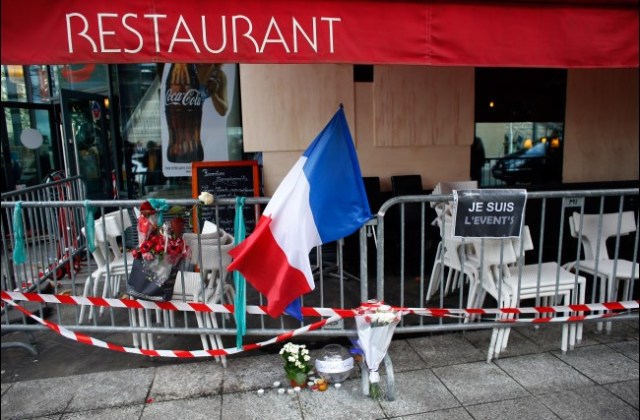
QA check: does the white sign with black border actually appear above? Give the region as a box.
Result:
[453,189,527,238]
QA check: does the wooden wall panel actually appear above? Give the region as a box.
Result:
[261,82,473,195]
[373,66,474,147]
[564,69,639,183]
[239,64,355,152]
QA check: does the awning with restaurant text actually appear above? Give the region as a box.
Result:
[1,0,638,67]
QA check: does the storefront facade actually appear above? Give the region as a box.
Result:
[1,1,638,197]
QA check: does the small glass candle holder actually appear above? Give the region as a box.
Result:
[316,378,328,392]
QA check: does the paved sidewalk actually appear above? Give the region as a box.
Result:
[1,319,638,419]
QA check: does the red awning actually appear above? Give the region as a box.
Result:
[1,0,638,67]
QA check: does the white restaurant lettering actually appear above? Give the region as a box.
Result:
[65,13,342,55]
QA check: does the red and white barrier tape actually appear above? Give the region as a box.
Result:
[1,297,341,358]
[1,293,637,358]
[2,291,638,318]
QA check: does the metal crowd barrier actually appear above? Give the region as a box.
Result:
[1,175,86,354]
[1,187,638,360]
[375,188,639,336]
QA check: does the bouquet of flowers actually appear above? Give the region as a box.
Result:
[355,300,401,400]
[280,342,313,387]
[126,201,190,301]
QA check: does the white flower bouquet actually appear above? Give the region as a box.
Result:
[280,342,313,387]
[355,300,401,399]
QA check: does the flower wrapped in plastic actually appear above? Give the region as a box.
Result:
[126,201,190,301]
[355,300,401,400]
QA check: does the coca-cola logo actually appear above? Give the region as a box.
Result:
[165,88,202,107]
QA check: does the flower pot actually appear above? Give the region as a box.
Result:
[287,371,308,388]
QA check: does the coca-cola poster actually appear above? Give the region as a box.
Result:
[160,63,239,177]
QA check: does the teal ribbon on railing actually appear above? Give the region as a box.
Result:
[147,198,169,225]
[233,196,247,349]
[12,202,26,264]
[84,200,96,253]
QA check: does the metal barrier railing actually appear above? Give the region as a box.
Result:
[1,197,364,340]
[1,176,86,288]
[2,187,638,359]
[375,188,639,335]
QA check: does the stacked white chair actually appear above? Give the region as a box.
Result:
[171,270,227,366]
[564,211,639,332]
[427,181,479,310]
[487,226,587,361]
[173,224,235,366]
[80,209,134,323]
[98,210,134,314]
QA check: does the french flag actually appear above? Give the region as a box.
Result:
[227,106,372,319]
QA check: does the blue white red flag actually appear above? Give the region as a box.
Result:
[227,105,371,319]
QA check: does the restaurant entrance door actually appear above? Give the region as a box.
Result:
[60,89,115,200]
[1,101,61,191]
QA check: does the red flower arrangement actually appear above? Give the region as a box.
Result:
[132,202,189,265]
[132,220,187,264]
[127,200,190,301]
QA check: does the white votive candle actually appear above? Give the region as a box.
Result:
[277,388,285,395]
[334,383,342,389]
[287,389,294,395]
[273,381,281,388]
[257,389,264,396]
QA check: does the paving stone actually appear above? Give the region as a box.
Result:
[222,353,284,393]
[400,407,474,420]
[496,353,593,395]
[433,361,529,405]
[603,379,639,409]
[406,333,485,368]
[386,339,428,372]
[552,344,639,384]
[150,360,224,401]
[1,376,83,419]
[67,369,155,412]
[466,396,561,420]
[141,396,221,420]
[221,389,302,420]
[537,384,640,420]
[378,369,460,417]
[299,378,385,419]
[463,327,542,358]
[62,404,143,419]
[607,340,639,362]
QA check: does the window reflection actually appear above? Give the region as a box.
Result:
[475,68,567,187]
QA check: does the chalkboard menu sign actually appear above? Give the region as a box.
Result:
[192,161,261,235]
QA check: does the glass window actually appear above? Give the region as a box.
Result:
[474,68,567,187]
[1,65,28,102]
[117,63,244,199]
[3,106,58,188]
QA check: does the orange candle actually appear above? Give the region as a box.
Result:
[316,378,328,391]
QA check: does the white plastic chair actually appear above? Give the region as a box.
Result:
[565,211,639,332]
[180,229,236,364]
[466,232,583,362]
[498,226,586,356]
[426,213,479,314]
[95,212,135,316]
[427,181,480,308]
[183,230,235,296]
[171,270,227,366]
[80,218,132,323]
